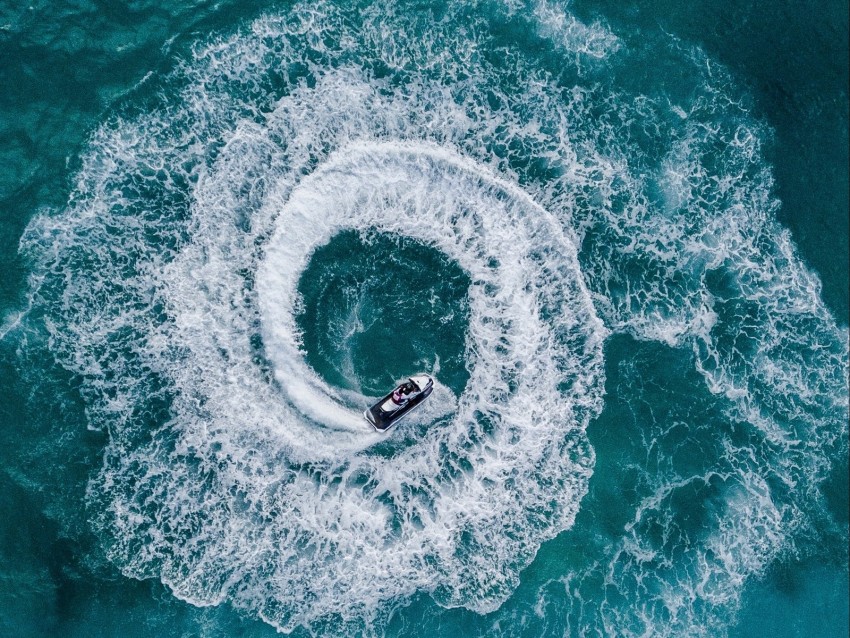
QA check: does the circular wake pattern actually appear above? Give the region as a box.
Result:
[256,142,603,455]
[17,0,848,635]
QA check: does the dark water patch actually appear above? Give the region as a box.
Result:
[295,230,471,396]
[0,346,93,636]
[822,454,849,527]
[0,475,59,638]
[731,558,850,638]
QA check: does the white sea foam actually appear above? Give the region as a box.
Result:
[16,0,848,635]
[255,141,604,457]
[531,0,621,63]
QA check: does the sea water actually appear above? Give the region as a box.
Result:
[0,1,847,636]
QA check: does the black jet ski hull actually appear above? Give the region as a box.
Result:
[364,375,433,432]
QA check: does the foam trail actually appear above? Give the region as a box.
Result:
[256,141,605,456]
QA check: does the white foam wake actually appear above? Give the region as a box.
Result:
[255,142,605,457]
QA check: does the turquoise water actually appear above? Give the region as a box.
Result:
[1,1,847,636]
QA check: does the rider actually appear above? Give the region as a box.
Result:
[392,381,416,404]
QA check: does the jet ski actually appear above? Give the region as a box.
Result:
[364,374,434,432]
